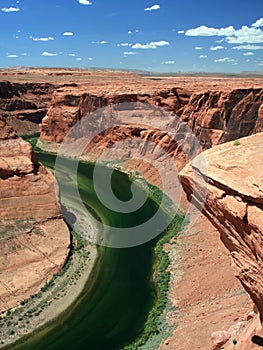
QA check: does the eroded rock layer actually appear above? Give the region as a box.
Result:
[0,81,56,134]
[40,86,263,155]
[0,118,70,310]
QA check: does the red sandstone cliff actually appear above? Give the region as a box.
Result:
[0,118,70,310]
[180,133,263,349]
[40,86,263,155]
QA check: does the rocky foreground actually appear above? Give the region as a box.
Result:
[180,133,263,349]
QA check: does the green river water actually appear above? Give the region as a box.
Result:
[8,151,172,350]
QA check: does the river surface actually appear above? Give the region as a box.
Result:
[10,152,170,350]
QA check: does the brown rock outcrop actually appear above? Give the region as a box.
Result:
[180,88,263,148]
[180,133,263,330]
[0,81,55,134]
[0,118,70,310]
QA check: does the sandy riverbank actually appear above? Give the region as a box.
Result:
[159,212,253,350]
[0,243,98,349]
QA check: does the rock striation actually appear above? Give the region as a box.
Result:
[40,86,263,153]
[0,81,55,135]
[180,133,263,346]
[0,118,70,310]
[179,88,263,149]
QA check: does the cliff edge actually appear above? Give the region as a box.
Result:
[180,132,263,349]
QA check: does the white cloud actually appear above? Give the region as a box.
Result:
[177,30,185,34]
[199,55,207,58]
[77,0,92,5]
[100,40,107,44]
[117,43,131,47]
[21,53,27,56]
[132,40,170,49]
[1,7,20,12]
[128,31,132,34]
[76,58,82,61]
[195,47,202,50]
[226,26,263,44]
[185,22,263,44]
[88,57,93,61]
[214,57,235,63]
[63,32,74,36]
[258,61,263,66]
[144,4,160,11]
[252,18,263,28]
[185,25,235,37]
[210,45,225,50]
[232,44,263,50]
[30,36,54,41]
[162,60,175,64]
[124,51,137,55]
[42,51,57,56]
[7,54,18,58]
[68,53,76,56]
[243,52,254,56]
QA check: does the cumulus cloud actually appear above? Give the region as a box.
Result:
[162,60,175,64]
[144,4,160,11]
[77,0,92,5]
[63,32,74,36]
[199,55,207,58]
[252,18,263,28]
[177,30,185,34]
[21,53,27,56]
[232,44,263,50]
[214,57,235,63]
[243,52,254,56]
[132,40,170,49]
[76,58,82,61]
[7,54,18,58]
[184,20,263,44]
[30,36,54,41]
[195,47,202,50]
[210,45,225,50]
[68,53,76,56]
[226,26,263,44]
[185,25,235,37]
[88,57,93,61]
[100,40,107,44]
[128,31,132,34]
[42,51,57,56]
[1,7,20,12]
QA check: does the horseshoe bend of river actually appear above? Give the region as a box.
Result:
[7,150,182,350]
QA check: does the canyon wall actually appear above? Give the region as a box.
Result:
[0,118,70,310]
[0,81,56,134]
[40,86,263,152]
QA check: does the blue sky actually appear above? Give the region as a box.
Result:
[0,0,263,73]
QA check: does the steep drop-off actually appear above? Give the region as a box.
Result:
[180,132,263,348]
[40,85,263,154]
[0,118,70,311]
